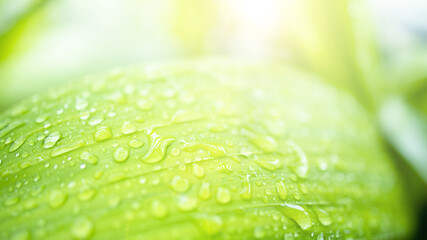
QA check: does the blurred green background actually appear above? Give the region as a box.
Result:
[1,0,427,237]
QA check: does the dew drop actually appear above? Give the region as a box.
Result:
[128,139,144,148]
[250,135,277,152]
[288,141,308,178]
[183,142,226,158]
[8,137,26,152]
[315,208,332,226]
[94,127,112,142]
[79,151,98,165]
[254,158,282,171]
[71,216,93,239]
[113,147,129,163]
[240,174,252,200]
[75,98,88,110]
[151,200,168,218]
[121,122,137,134]
[136,99,152,110]
[177,196,198,212]
[199,215,223,235]
[276,204,312,230]
[78,189,97,201]
[216,187,231,204]
[276,181,287,200]
[88,116,104,126]
[43,132,61,149]
[254,226,266,239]
[4,196,20,206]
[35,114,49,123]
[170,175,190,193]
[49,190,67,208]
[142,132,175,164]
[199,182,211,200]
[192,165,205,178]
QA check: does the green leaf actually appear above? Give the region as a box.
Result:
[0,60,413,239]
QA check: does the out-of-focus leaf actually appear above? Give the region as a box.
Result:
[380,97,427,184]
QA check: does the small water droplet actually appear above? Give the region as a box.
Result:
[71,216,93,239]
[113,147,129,163]
[43,132,61,149]
[170,175,190,193]
[216,187,231,204]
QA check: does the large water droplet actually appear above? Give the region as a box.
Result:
[216,187,231,204]
[183,142,226,158]
[276,204,312,230]
[43,132,61,149]
[71,216,93,239]
[121,122,137,134]
[75,98,89,111]
[199,182,211,200]
[250,135,277,152]
[177,195,198,212]
[288,141,308,178]
[192,165,205,178]
[254,158,282,171]
[151,200,168,218]
[276,181,287,200]
[8,137,26,152]
[94,127,112,142]
[128,139,144,148]
[239,174,252,200]
[4,196,20,206]
[78,189,97,201]
[170,175,190,193]
[49,190,67,208]
[198,215,223,235]
[113,147,129,163]
[254,226,266,239]
[142,132,175,164]
[79,151,98,165]
[51,142,85,157]
[315,208,332,226]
